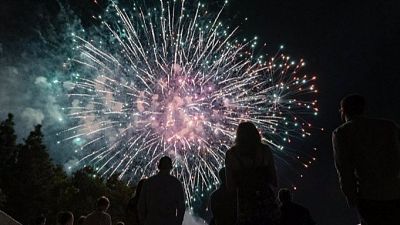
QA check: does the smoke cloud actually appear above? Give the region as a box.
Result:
[21,107,45,128]
[183,211,208,225]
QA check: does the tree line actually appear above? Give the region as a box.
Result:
[0,114,135,225]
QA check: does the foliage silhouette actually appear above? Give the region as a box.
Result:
[0,114,135,224]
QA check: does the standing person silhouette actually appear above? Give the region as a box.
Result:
[57,212,74,225]
[84,196,112,225]
[278,188,315,225]
[225,121,279,225]
[76,216,86,225]
[332,94,400,225]
[126,179,146,225]
[210,167,236,225]
[138,156,185,225]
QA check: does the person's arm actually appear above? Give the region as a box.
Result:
[209,192,217,222]
[225,150,236,191]
[176,182,186,224]
[304,208,316,225]
[266,147,278,188]
[106,214,112,225]
[137,181,147,224]
[332,130,357,207]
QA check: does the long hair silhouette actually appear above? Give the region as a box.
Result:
[235,121,261,155]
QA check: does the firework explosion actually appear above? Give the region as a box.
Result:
[58,0,318,205]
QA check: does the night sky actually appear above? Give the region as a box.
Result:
[226,1,400,224]
[1,0,400,224]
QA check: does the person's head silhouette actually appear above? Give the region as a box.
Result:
[57,211,74,225]
[96,196,110,212]
[158,156,173,173]
[340,94,365,122]
[76,216,86,225]
[278,188,292,204]
[235,121,261,153]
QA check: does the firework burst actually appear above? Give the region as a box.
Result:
[58,0,319,204]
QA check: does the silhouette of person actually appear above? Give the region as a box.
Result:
[84,196,112,225]
[57,211,74,225]
[126,179,146,225]
[76,216,86,225]
[225,121,279,225]
[332,94,400,225]
[210,167,236,225]
[138,156,185,225]
[278,188,315,225]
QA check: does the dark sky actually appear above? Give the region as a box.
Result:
[225,0,400,224]
[1,0,400,224]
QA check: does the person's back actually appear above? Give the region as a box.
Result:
[210,168,236,225]
[332,94,400,225]
[138,156,185,225]
[76,216,86,225]
[278,189,315,225]
[280,202,314,225]
[139,174,184,225]
[334,116,400,199]
[84,211,111,225]
[84,196,112,225]
[57,211,74,225]
[226,144,277,190]
[126,179,145,225]
[225,122,279,225]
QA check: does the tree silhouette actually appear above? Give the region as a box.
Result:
[67,166,109,216]
[0,188,5,208]
[0,114,136,224]
[0,114,19,216]
[0,114,18,188]
[6,125,56,223]
[106,173,134,222]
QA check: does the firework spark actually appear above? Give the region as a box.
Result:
[59,0,318,204]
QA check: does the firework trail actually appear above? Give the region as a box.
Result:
[58,0,318,205]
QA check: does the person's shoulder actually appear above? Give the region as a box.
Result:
[370,117,398,128]
[86,211,96,217]
[92,211,110,219]
[333,121,352,135]
[84,211,97,221]
[103,212,111,218]
[225,146,238,160]
[211,187,223,197]
[260,143,272,151]
[226,146,237,155]
[286,202,309,213]
[145,174,158,183]
[210,189,217,200]
[169,174,182,184]
[260,143,273,156]
[210,188,223,204]
[293,202,309,211]
[349,117,399,132]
